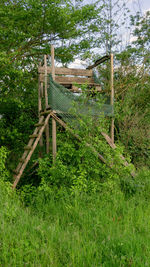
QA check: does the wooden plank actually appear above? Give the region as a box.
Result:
[38,66,93,77]
[40,74,97,84]
[13,113,52,189]
[101,132,135,177]
[55,76,95,84]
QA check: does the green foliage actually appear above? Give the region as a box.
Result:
[0,0,99,64]
[37,105,135,195]
[0,146,9,181]
[114,50,150,167]
[1,179,150,266]
[130,11,150,67]
[0,0,102,175]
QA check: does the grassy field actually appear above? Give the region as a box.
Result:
[0,179,150,267]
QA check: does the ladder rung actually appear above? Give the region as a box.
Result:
[40,110,51,115]
[24,146,32,150]
[29,134,39,138]
[34,123,44,127]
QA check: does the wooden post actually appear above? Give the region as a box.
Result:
[51,45,55,80]
[110,53,114,144]
[51,45,57,160]
[38,63,43,151]
[44,55,50,153]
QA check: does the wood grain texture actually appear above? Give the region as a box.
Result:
[38,66,93,77]
[55,76,95,84]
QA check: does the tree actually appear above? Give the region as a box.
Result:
[0,0,101,171]
[130,11,150,69]
[113,11,150,167]
[93,0,130,55]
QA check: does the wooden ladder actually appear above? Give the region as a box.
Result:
[13,112,52,189]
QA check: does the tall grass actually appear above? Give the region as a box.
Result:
[0,180,150,266]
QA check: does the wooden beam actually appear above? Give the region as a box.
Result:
[55,76,95,84]
[51,45,57,160]
[44,55,50,154]
[39,74,95,84]
[40,82,44,98]
[52,118,57,160]
[87,55,110,70]
[38,66,93,77]
[51,45,55,80]
[38,63,42,115]
[38,67,43,150]
[101,132,135,177]
[110,53,114,144]
[40,74,102,87]
[44,55,49,108]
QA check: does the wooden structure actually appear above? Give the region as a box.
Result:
[13,45,117,189]
[38,64,102,93]
[13,113,52,189]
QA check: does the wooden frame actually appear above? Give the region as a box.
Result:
[38,58,102,91]
[12,49,137,189]
[38,46,115,157]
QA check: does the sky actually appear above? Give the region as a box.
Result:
[70,0,150,68]
[127,0,150,14]
[85,0,150,14]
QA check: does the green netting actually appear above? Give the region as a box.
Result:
[48,75,113,126]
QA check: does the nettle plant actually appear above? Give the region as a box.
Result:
[37,95,135,195]
[0,146,10,181]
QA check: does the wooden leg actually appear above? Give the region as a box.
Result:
[52,118,57,160]
[111,118,114,144]
[39,136,43,157]
[45,123,50,154]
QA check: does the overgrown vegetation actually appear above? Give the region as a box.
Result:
[0,157,150,266]
[0,0,150,265]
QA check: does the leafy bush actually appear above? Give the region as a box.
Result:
[37,112,135,196]
[0,146,9,181]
